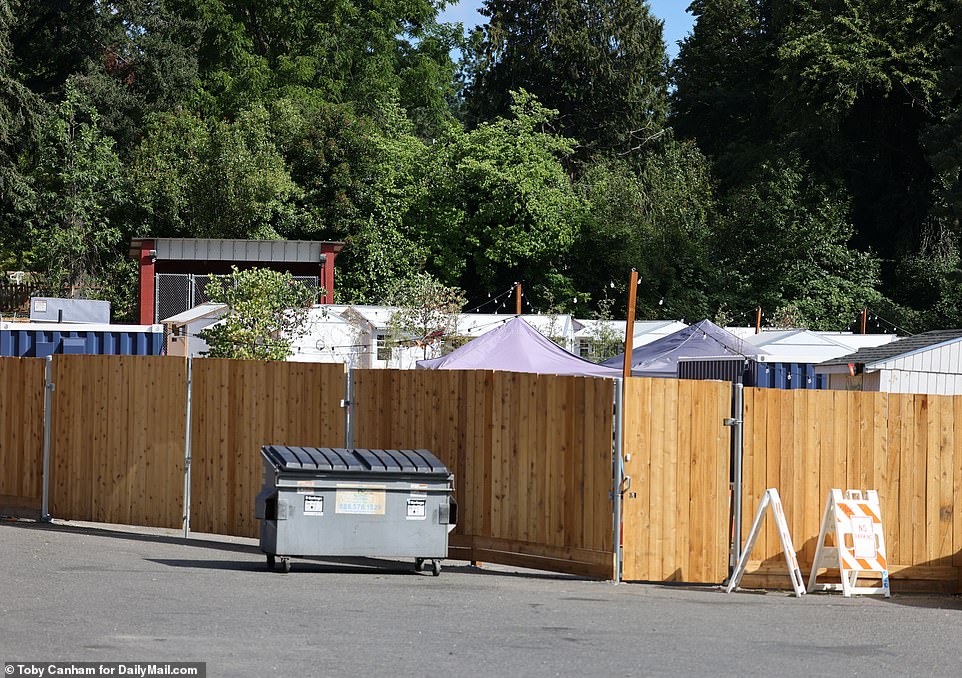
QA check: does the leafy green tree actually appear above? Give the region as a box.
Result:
[384,272,467,359]
[132,105,300,239]
[574,138,716,321]
[30,84,126,295]
[411,91,584,310]
[269,95,432,303]
[466,0,669,160]
[200,266,318,360]
[179,0,459,136]
[712,156,881,329]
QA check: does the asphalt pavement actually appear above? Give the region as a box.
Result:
[1,520,961,677]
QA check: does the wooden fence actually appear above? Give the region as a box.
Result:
[189,359,346,537]
[353,369,617,578]
[11,350,962,592]
[740,388,962,593]
[49,355,187,528]
[621,378,731,583]
[0,358,45,517]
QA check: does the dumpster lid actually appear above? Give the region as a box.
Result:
[261,446,450,475]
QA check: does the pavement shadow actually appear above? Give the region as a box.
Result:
[146,555,423,575]
[146,555,591,580]
[0,519,257,555]
[2,520,591,582]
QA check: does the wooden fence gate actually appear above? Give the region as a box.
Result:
[0,357,45,518]
[620,378,732,583]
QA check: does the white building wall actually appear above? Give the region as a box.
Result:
[287,307,367,367]
[873,341,962,395]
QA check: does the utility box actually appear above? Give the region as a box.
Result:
[30,297,111,324]
[255,445,457,575]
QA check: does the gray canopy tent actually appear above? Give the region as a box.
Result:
[602,319,768,378]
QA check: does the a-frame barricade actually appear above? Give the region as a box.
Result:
[807,489,891,598]
[727,488,805,597]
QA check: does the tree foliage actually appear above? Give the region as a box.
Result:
[384,272,467,359]
[30,84,126,294]
[466,0,669,160]
[412,91,584,309]
[132,106,300,240]
[201,266,318,360]
[0,1,960,333]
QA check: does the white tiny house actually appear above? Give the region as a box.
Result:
[815,330,962,395]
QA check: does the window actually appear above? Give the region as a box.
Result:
[376,333,391,362]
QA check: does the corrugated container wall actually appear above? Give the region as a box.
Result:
[678,358,826,389]
[0,323,164,358]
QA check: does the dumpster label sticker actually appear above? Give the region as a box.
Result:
[303,495,324,516]
[297,480,318,494]
[335,486,386,515]
[406,495,427,520]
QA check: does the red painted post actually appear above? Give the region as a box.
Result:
[138,240,155,325]
[319,243,344,304]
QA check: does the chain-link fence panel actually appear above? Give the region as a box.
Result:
[156,273,322,323]
[156,274,192,323]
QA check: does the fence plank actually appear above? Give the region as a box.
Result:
[622,378,730,583]
[353,369,615,578]
[49,355,185,530]
[0,358,44,517]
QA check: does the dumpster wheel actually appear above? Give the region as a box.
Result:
[430,559,441,576]
[280,557,292,574]
[415,558,425,572]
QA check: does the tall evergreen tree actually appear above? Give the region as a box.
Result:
[670,0,777,184]
[11,0,202,154]
[466,0,669,161]
[0,0,38,267]
[776,0,951,260]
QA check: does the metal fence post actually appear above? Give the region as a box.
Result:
[154,273,160,324]
[183,355,193,540]
[725,383,745,571]
[612,377,625,584]
[40,355,54,522]
[343,367,354,449]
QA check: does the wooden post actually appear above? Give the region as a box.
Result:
[515,282,522,315]
[755,306,762,334]
[623,270,638,380]
[861,307,867,334]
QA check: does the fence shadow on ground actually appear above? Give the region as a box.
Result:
[1,520,593,581]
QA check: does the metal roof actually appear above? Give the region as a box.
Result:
[161,303,228,326]
[818,330,962,368]
[129,238,344,262]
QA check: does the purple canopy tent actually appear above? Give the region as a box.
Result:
[416,316,622,378]
[601,319,768,377]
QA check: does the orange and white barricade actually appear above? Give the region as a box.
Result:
[807,489,891,598]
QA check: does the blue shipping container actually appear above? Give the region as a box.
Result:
[678,357,826,389]
[0,323,164,358]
